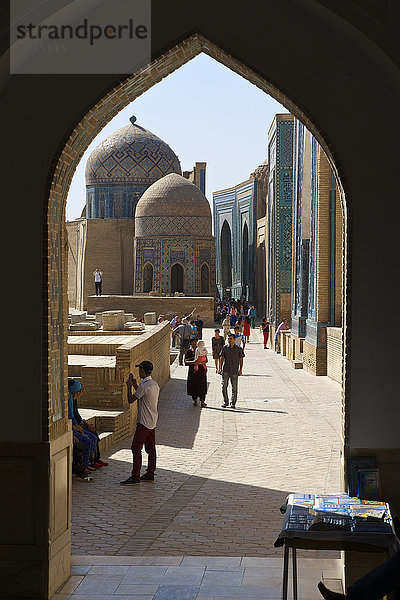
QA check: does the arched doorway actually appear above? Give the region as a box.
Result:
[171,263,184,293]
[5,0,400,590]
[201,263,210,293]
[42,33,351,599]
[221,220,233,297]
[142,263,153,293]
[242,221,249,299]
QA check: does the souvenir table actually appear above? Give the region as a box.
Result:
[274,493,399,600]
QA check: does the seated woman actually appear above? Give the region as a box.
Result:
[68,380,107,479]
[69,379,108,469]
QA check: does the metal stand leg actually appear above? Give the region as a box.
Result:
[292,547,298,600]
[282,541,290,600]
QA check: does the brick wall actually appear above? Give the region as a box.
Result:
[87,295,215,327]
[66,218,136,310]
[335,182,344,327]
[73,322,171,409]
[327,326,343,383]
[303,341,327,376]
[316,149,331,323]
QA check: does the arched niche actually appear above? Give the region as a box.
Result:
[200,263,210,294]
[143,263,153,293]
[220,220,233,296]
[171,263,184,293]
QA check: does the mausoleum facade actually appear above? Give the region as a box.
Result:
[66,117,213,308]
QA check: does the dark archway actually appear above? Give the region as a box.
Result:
[201,263,210,293]
[143,263,153,293]
[221,220,233,297]
[171,263,184,293]
[6,3,400,593]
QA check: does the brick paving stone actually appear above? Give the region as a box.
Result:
[72,328,341,557]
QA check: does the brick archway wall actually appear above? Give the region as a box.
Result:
[47,33,347,441]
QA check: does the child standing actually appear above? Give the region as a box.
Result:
[194,340,208,373]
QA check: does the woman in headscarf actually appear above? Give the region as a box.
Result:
[68,380,104,479]
[184,339,208,407]
[69,379,108,469]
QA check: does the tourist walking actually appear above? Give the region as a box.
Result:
[185,338,208,407]
[274,317,289,352]
[242,315,251,343]
[248,304,257,328]
[219,333,245,408]
[195,314,204,339]
[233,325,246,349]
[120,361,160,484]
[93,268,103,296]
[212,329,224,373]
[260,318,270,349]
[222,314,231,341]
[215,304,222,324]
[173,320,195,365]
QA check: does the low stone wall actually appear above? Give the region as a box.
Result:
[70,322,171,409]
[326,326,343,383]
[87,295,215,327]
[303,341,327,376]
[80,408,136,453]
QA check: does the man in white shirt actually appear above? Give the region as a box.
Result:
[93,268,103,296]
[120,361,160,484]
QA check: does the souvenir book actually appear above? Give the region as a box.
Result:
[347,456,377,497]
[357,468,381,501]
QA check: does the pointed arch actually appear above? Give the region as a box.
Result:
[220,220,232,297]
[200,262,210,294]
[242,221,249,288]
[142,263,153,293]
[171,263,184,293]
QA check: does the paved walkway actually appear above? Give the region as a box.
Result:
[55,555,343,599]
[71,327,342,558]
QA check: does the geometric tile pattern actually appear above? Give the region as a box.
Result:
[267,117,294,324]
[213,178,259,300]
[135,216,211,237]
[134,237,215,295]
[85,123,181,186]
[85,122,182,219]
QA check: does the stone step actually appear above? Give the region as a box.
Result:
[292,359,303,369]
[98,431,115,453]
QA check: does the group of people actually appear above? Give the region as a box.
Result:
[69,305,400,600]
[181,327,245,409]
[68,379,108,481]
[215,299,257,330]
[170,309,204,365]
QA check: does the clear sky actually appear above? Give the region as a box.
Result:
[66,53,289,221]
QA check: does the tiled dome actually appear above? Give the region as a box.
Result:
[135,173,212,237]
[85,118,181,185]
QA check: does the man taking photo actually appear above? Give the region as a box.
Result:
[120,361,160,485]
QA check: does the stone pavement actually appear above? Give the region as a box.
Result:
[55,555,343,599]
[71,327,342,558]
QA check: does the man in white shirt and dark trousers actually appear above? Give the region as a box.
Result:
[120,361,160,484]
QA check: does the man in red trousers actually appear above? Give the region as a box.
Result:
[120,361,160,485]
